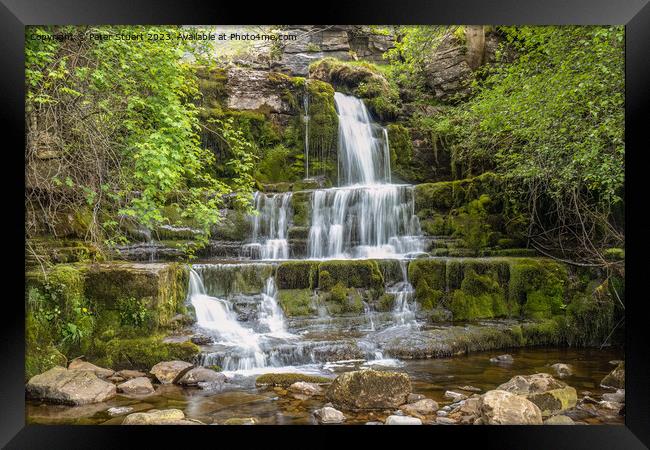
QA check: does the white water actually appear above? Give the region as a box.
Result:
[188,269,267,370]
[388,261,418,326]
[258,276,292,338]
[244,192,292,260]
[306,92,424,259]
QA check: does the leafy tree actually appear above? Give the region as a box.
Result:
[25,26,256,254]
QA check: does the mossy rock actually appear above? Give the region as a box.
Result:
[287,226,310,240]
[508,259,567,320]
[408,259,446,310]
[387,123,413,168]
[196,263,273,297]
[255,372,332,387]
[94,336,199,371]
[325,283,365,314]
[290,191,312,227]
[278,289,315,317]
[84,262,189,328]
[317,260,383,290]
[276,261,319,289]
[308,58,400,121]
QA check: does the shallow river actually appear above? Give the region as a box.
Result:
[27,347,624,425]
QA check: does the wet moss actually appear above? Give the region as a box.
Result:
[408,259,446,310]
[387,123,413,168]
[276,261,319,289]
[290,191,311,227]
[95,336,200,371]
[449,269,507,321]
[508,259,567,320]
[278,289,315,317]
[318,260,383,290]
[255,372,332,387]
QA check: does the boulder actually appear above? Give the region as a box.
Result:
[288,381,323,396]
[601,362,624,389]
[497,373,577,416]
[385,415,422,425]
[150,361,193,384]
[326,369,411,410]
[544,415,575,425]
[117,369,147,380]
[122,408,200,425]
[551,363,573,378]
[68,359,114,378]
[117,377,155,396]
[175,367,225,386]
[314,406,346,424]
[478,390,543,425]
[26,367,116,405]
[399,398,439,417]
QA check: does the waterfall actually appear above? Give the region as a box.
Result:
[188,269,267,370]
[304,92,424,259]
[387,261,417,326]
[335,92,389,186]
[244,192,292,260]
[258,276,290,337]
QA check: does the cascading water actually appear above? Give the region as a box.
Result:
[387,261,418,326]
[244,191,293,260]
[258,276,290,337]
[306,92,425,259]
[188,269,267,370]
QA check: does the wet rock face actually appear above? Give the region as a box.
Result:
[601,361,624,389]
[326,369,411,410]
[26,367,116,405]
[496,373,577,416]
[478,390,543,425]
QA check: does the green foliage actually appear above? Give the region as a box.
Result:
[419,26,624,262]
[25,26,255,254]
[116,297,151,328]
[26,265,94,355]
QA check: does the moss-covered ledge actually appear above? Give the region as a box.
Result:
[84,262,189,328]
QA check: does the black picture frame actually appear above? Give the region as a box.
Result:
[2,0,648,447]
